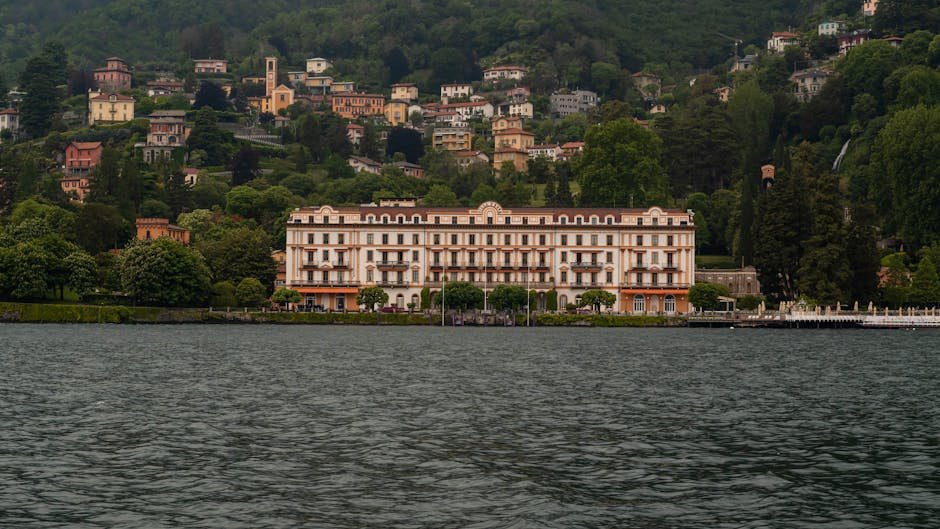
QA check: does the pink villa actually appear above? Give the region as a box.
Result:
[93,57,132,91]
[61,142,103,201]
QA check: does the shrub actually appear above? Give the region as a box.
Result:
[235,277,266,307]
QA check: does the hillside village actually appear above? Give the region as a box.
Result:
[0,0,938,312]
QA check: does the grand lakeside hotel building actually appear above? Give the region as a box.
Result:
[285,200,695,314]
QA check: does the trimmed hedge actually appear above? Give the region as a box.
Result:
[0,302,685,327]
[534,313,679,327]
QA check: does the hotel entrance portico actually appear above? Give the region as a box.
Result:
[621,288,689,315]
[296,287,357,311]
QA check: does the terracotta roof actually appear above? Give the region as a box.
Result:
[392,83,417,87]
[455,150,486,158]
[440,82,472,87]
[771,32,800,38]
[0,108,17,115]
[562,141,585,148]
[346,123,364,130]
[295,204,687,218]
[69,141,103,150]
[440,101,489,109]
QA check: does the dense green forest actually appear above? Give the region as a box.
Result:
[1,0,807,86]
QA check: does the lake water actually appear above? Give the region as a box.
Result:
[1,325,938,528]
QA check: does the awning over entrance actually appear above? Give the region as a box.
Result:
[295,287,359,294]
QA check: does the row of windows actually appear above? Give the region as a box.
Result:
[304,214,683,226]
[305,232,677,247]
[303,249,675,268]
[301,270,679,288]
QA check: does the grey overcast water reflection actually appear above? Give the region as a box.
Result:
[1,325,939,528]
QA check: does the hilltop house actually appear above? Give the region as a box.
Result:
[839,29,872,55]
[439,101,495,119]
[440,83,473,101]
[432,127,473,152]
[494,128,535,151]
[492,115,524,133]
[497,101,534,119]
[391,83,419,102]
[863,0,878,16]
[791,69,833,102]
[527,144,562,161]
[61,142,103,201]
[818,21,845,36]
[332,93,385,119]
[138,110,189,163]
[306,57,333,74]
[194,59,227,73]
[146,78,183,97]
[731,54,758,73]
[483,65,528,83]
[88,92,135,125]
[631,72,662,99]
[767,32,801,53]
[136,218,190,245]
[493,148,528,172]
[455,150,490,170]
[0,108,19,139]
[348,156,382,174]
[347,123,364,145]
[93,57,132,91]
[384,100,410,126]
[393,161,425,179]
[550,89,598,117]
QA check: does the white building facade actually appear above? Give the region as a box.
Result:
[285,201,696,314]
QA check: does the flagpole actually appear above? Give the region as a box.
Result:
[442,264,445,328]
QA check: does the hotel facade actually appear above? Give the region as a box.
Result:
[285,201,695,314]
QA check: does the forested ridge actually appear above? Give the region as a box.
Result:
[1,0,806,83]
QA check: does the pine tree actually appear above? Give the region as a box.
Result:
[18,52,63,138]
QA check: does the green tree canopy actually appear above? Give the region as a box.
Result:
[235,277,267,307]
[120,238,211,306]
[689,282,731,311]
[577,118,668,207]
[357,286,389,311]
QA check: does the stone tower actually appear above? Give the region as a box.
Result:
[265,56,277,98]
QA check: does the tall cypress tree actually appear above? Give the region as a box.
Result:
[752,143,813,300]
[798,171,851,305]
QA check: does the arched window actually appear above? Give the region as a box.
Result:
[382,215,389,224]
[411,294,419,307]
[633,294,646,313]
[590,216,598,225]
[664,295,676,314]
[605,216,614,225]
[558,294,568,308]
[396,294,405,308]
[367,215,375,224]
[397,215,404,224]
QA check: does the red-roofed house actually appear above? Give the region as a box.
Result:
[767,32,801,53]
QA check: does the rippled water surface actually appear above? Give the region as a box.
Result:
[1,325,939,528]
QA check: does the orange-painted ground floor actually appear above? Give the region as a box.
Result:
[294,286,689,314]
